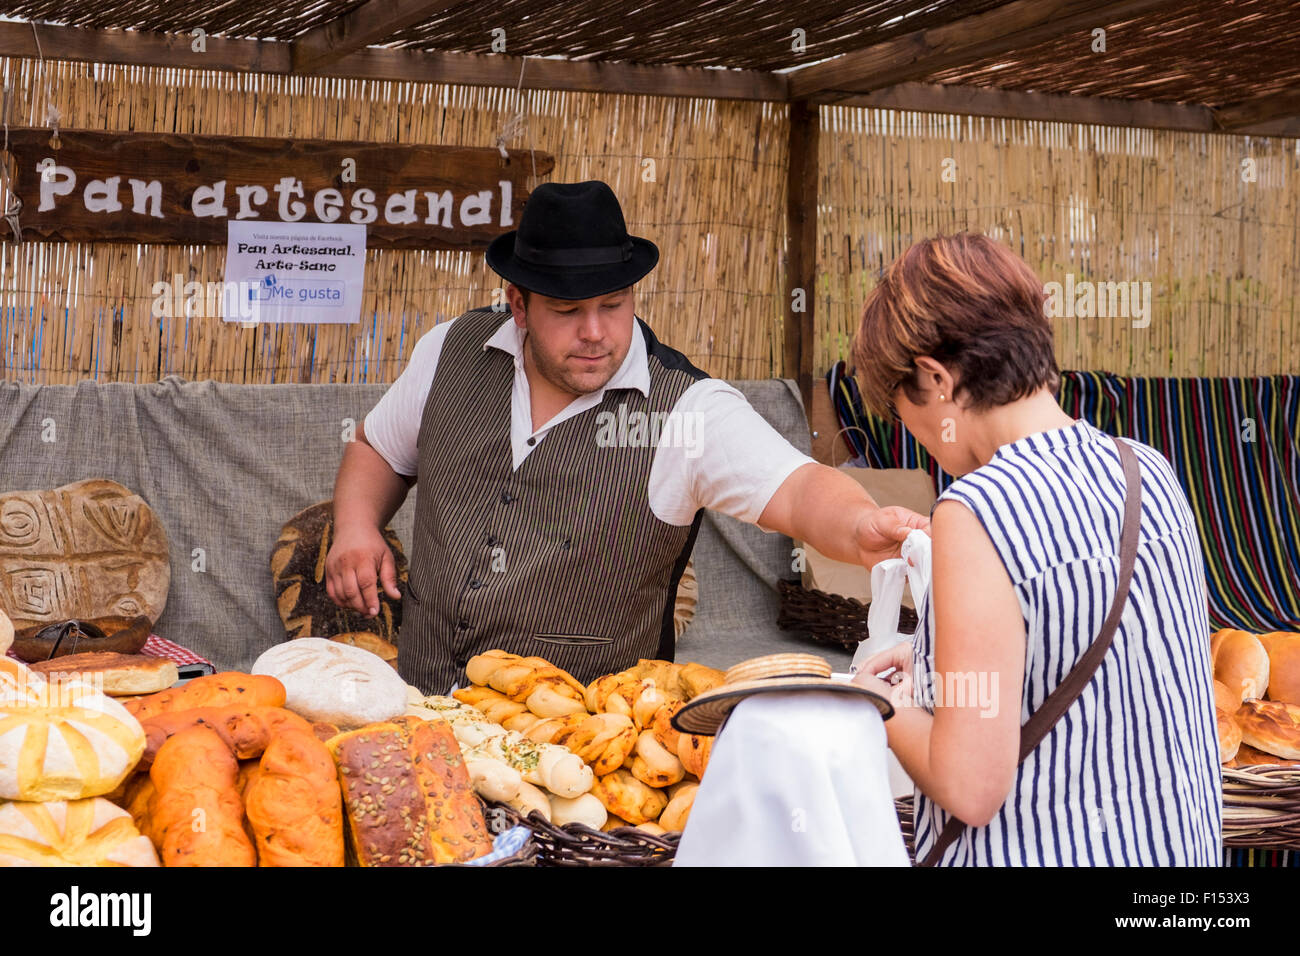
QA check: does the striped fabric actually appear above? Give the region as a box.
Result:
[852,371,1300,633]
[400,308,708,694]
[910,420,1224,865]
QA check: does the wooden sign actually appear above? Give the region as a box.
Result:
[0,128,554,250]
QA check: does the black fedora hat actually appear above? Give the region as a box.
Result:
[486,180,659,300]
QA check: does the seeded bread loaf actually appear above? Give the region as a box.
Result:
[327,715,492,865]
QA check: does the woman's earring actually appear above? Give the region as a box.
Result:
[939,394,946,402]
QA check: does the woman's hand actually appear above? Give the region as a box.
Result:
[854,505,930,567]
[851,640,914,712]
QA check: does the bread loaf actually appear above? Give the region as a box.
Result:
[659,781,698,832]
[328,716,492,865]
[1210,629,1271,702]
[243,727,344,867]
[125,671,286,721]
[138,705,314,768]
[1235,698,1300,759]
[30,652,179,696]
[1259,632,1300,706]
[148,725,256,866]
[0,797,159,866]
[0,671,145,801]
[253,638,407,727]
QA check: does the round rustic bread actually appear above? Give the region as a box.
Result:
[270,500,407,644]
[1235,698,1300,760]
[0,478,170,629]
[251,637,407,728]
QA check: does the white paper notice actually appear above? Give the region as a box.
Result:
[224,220,365,324]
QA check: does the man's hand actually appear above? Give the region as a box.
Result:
[325,523,403,617]
[854,505,930,567]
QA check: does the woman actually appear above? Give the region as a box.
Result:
[850,234,1222,865]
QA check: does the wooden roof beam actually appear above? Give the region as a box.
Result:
[788,0,1185,100]
[0,21,788,102]
[1214,88,1300,131]
[828,81,1300,138]
[290,0,462,75]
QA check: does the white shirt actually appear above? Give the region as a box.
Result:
[363,313,815,528]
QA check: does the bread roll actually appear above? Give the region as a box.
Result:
[1235,698,1300,759]
[660,781,698,832]
[329,716,492,865]
[0,672,145,801]
[548,792,607,829]
[330,633,399,670]
[590,769,668,825]
[0,797,159,866]
[149,724,256,866]
[631,730,686,788]
[243,727,344,867]
[1217,708,1242,764]
[1212,679,1238,714]
[1231,743,1300,767]
[255,638,406,727]
[126,671,286,721]
[677,733,713,778]
[506,780,551,821]
[30,652,179,696]
[1259,632,1300,706]
[1210,629,1270,702]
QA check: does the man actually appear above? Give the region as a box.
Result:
[326,180,925,694]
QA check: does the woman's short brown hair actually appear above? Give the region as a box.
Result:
[850,233,1059,417]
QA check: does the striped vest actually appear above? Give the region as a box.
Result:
[399,307,709,694]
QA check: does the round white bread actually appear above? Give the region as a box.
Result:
[0,797,159,866]
[252,637,407,727]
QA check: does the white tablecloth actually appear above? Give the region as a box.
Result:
[674,690,910,866]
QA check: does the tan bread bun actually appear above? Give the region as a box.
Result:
[1212,680,1238,714]
[0,797,160,866]
[29,652,179,696]
[1259,632,1300,706]
[590,769,668,825]
[1231,743,1300,768]
[1216,708,1242,764]
[1210,629,1270,702]
[1235,698,1300,759]
[659,782,699,832]
[547,793,608,829]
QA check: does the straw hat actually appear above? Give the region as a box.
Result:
[671,652,892,736]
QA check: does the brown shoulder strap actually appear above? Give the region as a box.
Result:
[919,436,1142,866]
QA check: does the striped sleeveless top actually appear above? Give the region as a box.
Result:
[910,420,1223,866]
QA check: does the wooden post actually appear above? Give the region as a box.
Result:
[786,99,818,416]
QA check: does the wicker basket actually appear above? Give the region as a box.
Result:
[472,800,542,866]
[504,808,681,866]
[776,578,917,650]
[892,765,1300,861]
[1221,765,1300,848]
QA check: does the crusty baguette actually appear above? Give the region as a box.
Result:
[243,727,344,867]
[148,725,256,867]
[126,671,286,721]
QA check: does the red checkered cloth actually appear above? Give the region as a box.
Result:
[6,634,212,668]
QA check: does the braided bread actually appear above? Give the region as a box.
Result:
[464,650,587,710]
